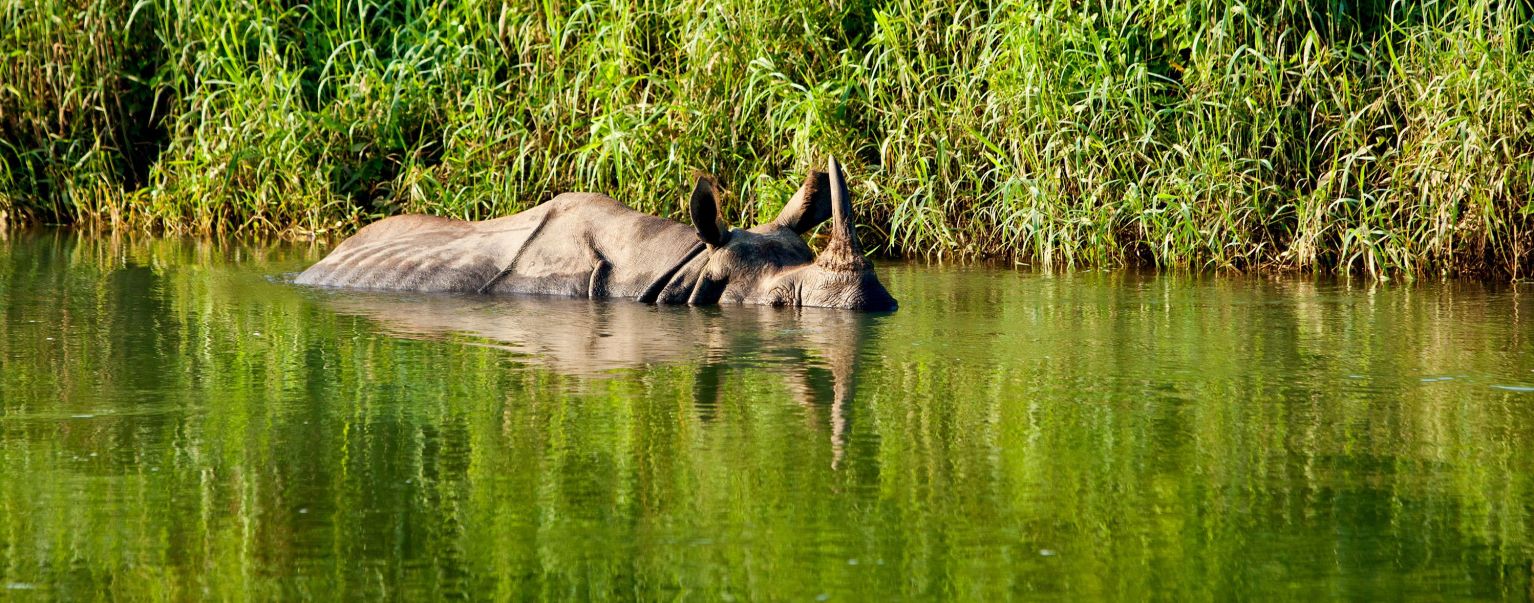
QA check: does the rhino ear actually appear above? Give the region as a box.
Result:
[690,176,730,247]
[773,170,832,234]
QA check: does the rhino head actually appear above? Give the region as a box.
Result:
[682,158,897,312]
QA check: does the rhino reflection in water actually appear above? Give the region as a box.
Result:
[315,291,873,467]
[296,158,896,311]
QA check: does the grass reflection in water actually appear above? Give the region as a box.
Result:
[1,231,1532,600]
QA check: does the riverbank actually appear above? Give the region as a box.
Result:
[2,0,1531,278]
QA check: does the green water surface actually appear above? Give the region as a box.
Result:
[2,231,1533,600]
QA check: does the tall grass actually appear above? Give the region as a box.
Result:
[2,0,1531,278]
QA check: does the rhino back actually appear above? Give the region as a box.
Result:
[295,212,543,292]
[296,193,699,297]
[482,194,700,299]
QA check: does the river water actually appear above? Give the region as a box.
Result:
[2,231,1533,600]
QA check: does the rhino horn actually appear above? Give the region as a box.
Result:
[817,157,869,272]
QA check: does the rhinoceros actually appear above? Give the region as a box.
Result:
[295,158,897,311]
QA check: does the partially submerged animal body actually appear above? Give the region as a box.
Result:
[296,158,897,311]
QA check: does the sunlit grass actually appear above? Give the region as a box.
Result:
[1,0,1531,278]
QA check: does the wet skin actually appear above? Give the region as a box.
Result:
[295,158,896,311]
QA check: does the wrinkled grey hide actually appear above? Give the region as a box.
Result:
[295,158,897,311]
